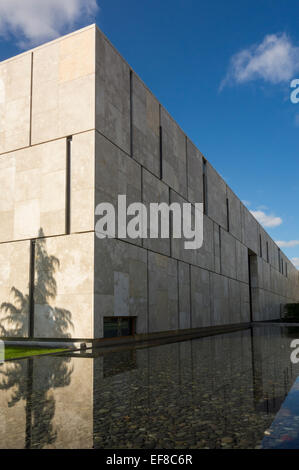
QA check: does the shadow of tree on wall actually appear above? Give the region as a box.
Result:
[0,287,29,337]
[0,228,74,338]
[0,228,74,448]
[34,228,74,338]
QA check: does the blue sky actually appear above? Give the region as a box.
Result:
[0,0,298,267]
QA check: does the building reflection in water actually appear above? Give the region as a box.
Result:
[262,377,299,449]
[1,325,299,449]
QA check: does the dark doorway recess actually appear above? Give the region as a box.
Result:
[248,249,258,322]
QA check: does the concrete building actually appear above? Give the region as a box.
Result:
[0,24,298,343]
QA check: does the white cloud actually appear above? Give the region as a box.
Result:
[250,210,282,228]
[221,33,299,89]
[291,257,299,269]
[241,200,251,207]
[276,240,299,248]
[0,0,99,48]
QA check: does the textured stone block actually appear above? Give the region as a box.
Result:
[206,162,227,229]
[210,273,229,326]
[161,107,187,198]
[195,214,214,271]
[187,138,203,204]
[228,278,241,324]
[95,28,130,154]
[220,228,236,279]
[0,53,31,154]
[142,168,170,256]
[240,283,250,322]
[32,26,95,144]
[34,232,94,339]
[95,131,142,246]
[71,131,95,233]
[178,261,191,329]
[0,139,67,242]
[94,237,147,336]
[236,240,249,283]
[148,252,178,333]
[226,187,242,241]
[0,240,30,337]
[169,190,194,264]
[132,73,160,176]
[241,206,259,255]
[191,266,211,327]
[213,222,221,274]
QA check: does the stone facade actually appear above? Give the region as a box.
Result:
[0,24,298,341]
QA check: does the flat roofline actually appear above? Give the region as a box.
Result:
[0,23,97,66]
[0,22,212,171]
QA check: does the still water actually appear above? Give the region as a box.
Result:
[1,325,299,449]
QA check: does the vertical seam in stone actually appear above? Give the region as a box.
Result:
[248,252,253,321]
[169,187,172,258]
[219,226,222,274]
[213,222,216,272]
[189,264,192,328]
[159,104,163,180]
[185,136,189,201]
[130,70,133,157]
[29,52,34,146]
[202,157,208,215]
[29,239,36,338]
[209,271,213,326]
[141,167,144,248]
[66,136,72,234]
[226,197,230,232]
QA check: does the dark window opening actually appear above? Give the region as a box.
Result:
[104,317,135,339]
[159,104,163,180]
[130,70,133,157]
[286,262,288,278]
[278,248,281,273]
[159,125,163,179]
[266,241,269,263]
[226,198,230,232]
[259,234,262,258]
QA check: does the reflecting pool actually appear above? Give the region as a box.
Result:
[1,325,299,449]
